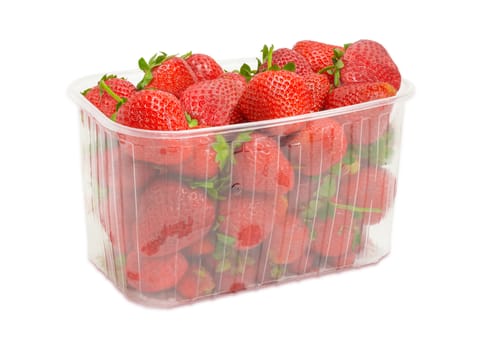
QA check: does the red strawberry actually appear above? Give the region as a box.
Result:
[258,47,313,76]
[327,253,356,269]
[303,73,330,112]
[238,70,313,135]
[126,251,188,293]
[269,213,310,265]
[176,264,216,299]
[83,75,136,118]
[327,82,397,145]
[216,258,259,293]
[186,53,224,81]
[218,193,288,250]
[288,117,347,176]
[311,208,361,257]
[231,132,295,194]
[293,40,342,73]
[137,53,197,98]
[180,77,246,127]
[135,179,216,257]
[341,40,401,90]
[219,71,248,84]
[288,251,320,275]
[336,167,396,225]
[184,236,216,257]
[116,89,194,165]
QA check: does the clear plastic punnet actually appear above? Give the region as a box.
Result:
[69,59,414,308]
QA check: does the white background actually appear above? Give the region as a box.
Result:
[1,1,488,349]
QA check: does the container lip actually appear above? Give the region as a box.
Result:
[68,65,414,139]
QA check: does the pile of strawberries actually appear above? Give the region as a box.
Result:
[83,39,402,300]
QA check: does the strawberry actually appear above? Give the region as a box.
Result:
[288,251,320,275]
[186,53,224,81]
[327,253,356,269]
[303,72,330,112]
[231,132,295,194]
[126,251,188,293]
[269,213,310,265]
[238,70,313,135]
[180,76,246,127]
[137,53,197,98]
[336,166,396,225]
[311,208,361,257]
[341,39,401,90]
[184,236,216,257]
[217,192,288,250]
[288,118,347,176]
[258,47,313,77]
[176,264,216,299]
[327,81,397,145]
[134,179,216,257]
[83,75,136,118]
[293,40,342,73]
[219,71,248,84]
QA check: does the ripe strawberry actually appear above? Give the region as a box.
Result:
[311,208,361,257]
[269,213,310,265]
[303,72,330,112]
[327,253,356,269]
[137,53,197,98]
[258,47,313,76]
[134,179,216,257]
[83,75,136,118]
[288,118,347,176]
[238,70,313,135]
[231,132,295,194]
[293,40,342,73]
[341,40,401,90]
[336,166,396,225]
[176,264,216,299]
[186,53,224,81]
[217,192,288,250]
[327,82,397,145]
[288,251,320,275]
[180,77,246,127]
[184,236,216,257]
[219,71,248,84]
[126,251,188,293]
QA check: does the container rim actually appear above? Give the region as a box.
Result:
[68,60,415,139]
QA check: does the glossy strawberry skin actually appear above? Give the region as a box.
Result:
[288,118,347,176]
[84,77,136,118]
[126,251,188,293]
[293,40,342,73]
[238,70,313,135]
[218,193,288,250]
[258,48,313,76]
[231,132,295,195]
[176,264,216,299]
[327,82,397,145]
[180,77,246,127]
[336,167,396,225]
[303,73,330,112]
[146,57,197,98]
[341,40,401,90]
[134,179,216,257]
[186,53,224,81]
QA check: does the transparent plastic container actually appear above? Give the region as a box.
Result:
[68,59,414,307]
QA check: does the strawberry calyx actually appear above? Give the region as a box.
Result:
[136,52,174,90]
[318,44,349,88]
[185,112,199,128]
[239,44,296,81]
[97,75,128,121]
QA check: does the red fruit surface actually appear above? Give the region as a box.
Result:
[134,180,216,257]
[186,53,224,81]
[231,132,295,194]
[117,89,188,131]
[176,264,216,299]
[311,208,360,257]
[84,76,136,118]
[184,236,216,257]
[288,251,319,275]
[238,70,313,135]
[218,193,288,250]
[336,167,396,225]
[327,253,356,269]
[180,77,246,127]
[258,48,313,76]
[288,118,347,176]
[126,252,188,293]
[269,213,310,264]
[219,71,248,84]
[146,57,197,98]
[293,40,342,73]
[341,39,401,90]
[327,82,397,145]
[303,73,330,112]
